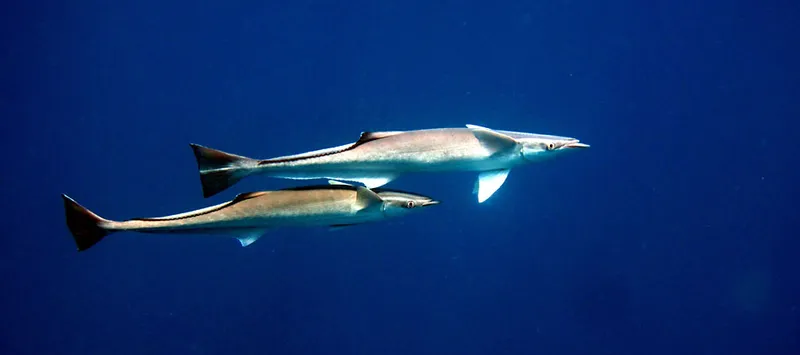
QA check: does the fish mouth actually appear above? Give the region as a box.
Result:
[564,141,590,149]
[420,200,441,207]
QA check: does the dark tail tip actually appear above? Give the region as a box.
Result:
[189,144,254,198]
[62,194,112,251]
[199,170,247,198]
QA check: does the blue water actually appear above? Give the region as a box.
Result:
[2,0,798,354]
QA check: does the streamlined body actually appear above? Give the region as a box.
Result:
[192,124,589,202]
[62,184,438,251]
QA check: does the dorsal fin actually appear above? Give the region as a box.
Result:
[232,191,269,203]
[355,131,404,145]
[127,192,269,222]
[256,131,406,169]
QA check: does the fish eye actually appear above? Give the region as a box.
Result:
[405,201,415,208]
[547,143,555,150]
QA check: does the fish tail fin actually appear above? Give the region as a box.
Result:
[190,144,258,198]
[62,194,116,251]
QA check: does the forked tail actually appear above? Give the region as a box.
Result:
[62,194,115,251]
[189,144,258,198]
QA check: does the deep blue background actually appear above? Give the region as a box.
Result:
[2,0,798,354]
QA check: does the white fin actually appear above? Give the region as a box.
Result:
[476,169,511,203]
[466,124,521,155]
[235,229,268,247]
[355,186,384,212]
[346,176,395,188]
[301,176,394,188]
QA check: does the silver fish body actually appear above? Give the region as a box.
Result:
[257,128,518,174]
[192,124,589,202]
[62,184,438,251]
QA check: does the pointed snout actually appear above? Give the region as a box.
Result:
[421,200,440,207]
[564,141,590,149]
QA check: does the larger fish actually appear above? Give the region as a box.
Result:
[191,124,589,202]
[62,183,439,251]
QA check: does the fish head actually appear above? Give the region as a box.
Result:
[375,190,440,218]
[500,131,590,162]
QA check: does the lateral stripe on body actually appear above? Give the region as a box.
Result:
[256,131,401,166]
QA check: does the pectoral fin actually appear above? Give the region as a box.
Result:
[476,169,511,203]
[466,124,521,155]
[355,186,384,212]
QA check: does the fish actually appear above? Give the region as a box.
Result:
[190,124,589,202]
[62,182,439,251]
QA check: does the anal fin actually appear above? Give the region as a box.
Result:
[235,229,269,247]
[476,169,511,203]
[328,180,353,186]
[330,176,395,188]
[329,223,358,231]
[356,177,394,188]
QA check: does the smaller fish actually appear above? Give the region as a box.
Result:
[62,182,439,251]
